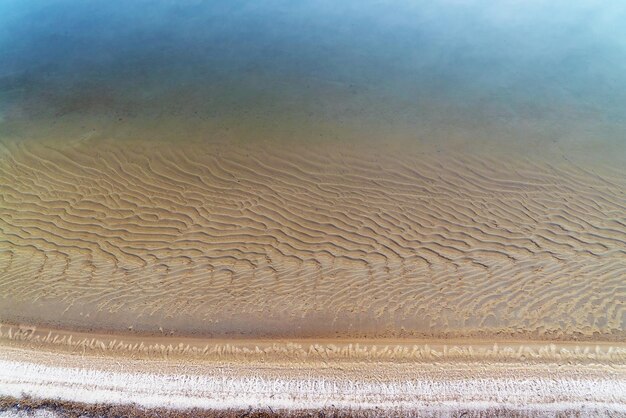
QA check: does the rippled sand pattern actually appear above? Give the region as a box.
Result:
[0,138,625,339]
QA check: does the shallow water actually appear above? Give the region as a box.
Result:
[0,1,625,339]
[1,0,626,149]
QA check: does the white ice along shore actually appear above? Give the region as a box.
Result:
[1,356,626,416]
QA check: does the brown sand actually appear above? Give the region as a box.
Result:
[1,136,625,415]
[0,137,625,340]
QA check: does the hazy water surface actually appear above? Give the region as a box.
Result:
[1,0,625,151]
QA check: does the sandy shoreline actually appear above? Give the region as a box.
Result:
[2,324,625,363]
[2,323,626,415]
[2,326,626,416]
[1,137,625,415]
[1,136,625,415]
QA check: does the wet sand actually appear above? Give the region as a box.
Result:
[1,137,625,340]
[2,324,626,416]
[1,136,625,415]
[1,134,625,415]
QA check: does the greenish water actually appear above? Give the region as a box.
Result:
[1,0,625,151]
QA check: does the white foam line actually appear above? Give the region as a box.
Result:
[1,359,625,414]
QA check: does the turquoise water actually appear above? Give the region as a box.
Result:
[1,0,626,148]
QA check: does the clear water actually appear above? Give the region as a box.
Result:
[1,0,625,149]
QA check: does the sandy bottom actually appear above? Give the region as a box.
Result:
[1,137,625,340]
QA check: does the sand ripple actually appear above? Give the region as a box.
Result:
[0,138,624,338]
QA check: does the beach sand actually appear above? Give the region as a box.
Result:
[1,325,626,416]
[1,135,625,415]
